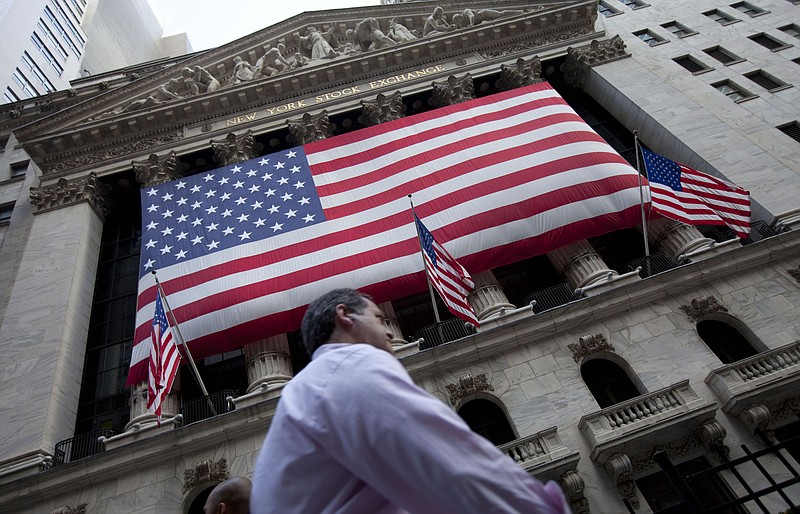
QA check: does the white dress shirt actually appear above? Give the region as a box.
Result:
[251,343,570,514]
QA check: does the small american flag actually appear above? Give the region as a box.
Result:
[642,148,750,238]
[415,215,479,326]
[147,290,181,424]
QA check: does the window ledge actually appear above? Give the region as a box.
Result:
[771,44,794,52]
[724,58,747,66]
[749,10,770,17]
[693,67,715,75]
[0,175,25,186]
[767,84,793,93]
[632,3,651,9]
[678,32,699,38]
[735,94,759,103]
[650,40,670,47]
[722,19,742,26]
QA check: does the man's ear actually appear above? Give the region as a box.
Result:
[335,303,354,326]
[217,502,227,514]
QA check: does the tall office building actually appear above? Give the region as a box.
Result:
[0,1,798,512]
[0,0,190,105]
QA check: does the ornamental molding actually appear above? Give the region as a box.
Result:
[561,35,628,88]
[430,74,475,107]
[771,395,800,424]
[211,130,262,166]
[446,373,494,406]
[679,296,728,323]
[51,505,87,514]
[44,131,184,175]
[603,453,639,510]
[558,469,589,514]
[738,403,777,445]
[29,172,111,219]
[359,90,406,126]
[288,111,334,145]
[568,334,614,362]
[132,151,182,186]
[480,26,593,60]
[497,56,542,91]
[695,419,730,462]
[183,458,229,494]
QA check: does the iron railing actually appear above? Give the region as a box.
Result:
[624,251,680,278]
[415,318,473,350]
[523,283,581,314]
[704,220,780,246]
[53,428,115,467]
[181,389,237,425]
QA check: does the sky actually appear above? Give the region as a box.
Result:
[147,0,381,52]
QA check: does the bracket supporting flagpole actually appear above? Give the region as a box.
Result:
[151,271,217,416]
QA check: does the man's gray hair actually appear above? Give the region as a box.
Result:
[301,288,370,357]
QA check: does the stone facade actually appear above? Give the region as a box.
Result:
[0,0,799,513]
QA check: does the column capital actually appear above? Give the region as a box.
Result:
[562,35,628,88]
[359,91,406,126]
[211,129,262,166]
[132,151,182,187]
[29,172,111,219]
[288,111,333,145]
[430,74,474,108]
[497,57,543,91]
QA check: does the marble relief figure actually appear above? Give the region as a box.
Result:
[387,18,417,43]
[451,8,524,29]
[255,43,291,77]
[295,26,339,59]
[423,6,456,36]
[353,18,396,52]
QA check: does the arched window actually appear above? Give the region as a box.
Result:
[581,359,641,408]
[185,484,217,514]
[697,319,759,364]
[458,399,516,446]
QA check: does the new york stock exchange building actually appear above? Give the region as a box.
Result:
[1,0,799,512]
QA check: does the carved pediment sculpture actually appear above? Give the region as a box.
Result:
[353,18,397,52]
[451,8,524,29]
[295,26,340,61]
[388,17,418,43]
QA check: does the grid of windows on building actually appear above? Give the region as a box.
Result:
[731,1,766,16]
[704,46,740,64]
[662,21,695,37]
[11,69,40,98]
[598,2,620,16]
[674,55,710,73]
[44,5,82,57]
[634,29,665,46]
[749,33,788,50]
[621,0,647,8]
[704,9,738,23]
[744,70,786,90]
[713,80,753,101]
[21,52,56,91]
[52,1,86,47]
[3,88,20,103]
[37,19,69,61]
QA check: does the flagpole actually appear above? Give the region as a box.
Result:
[634,131,651,258]
[151,271,217,416]
[408,195,442,325]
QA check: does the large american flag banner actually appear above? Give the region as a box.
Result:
[642,148,751,238]
[127,82,645,385]
[147,290,181,422]
[415,214,479,326]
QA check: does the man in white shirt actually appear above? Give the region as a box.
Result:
[251,288,570,514]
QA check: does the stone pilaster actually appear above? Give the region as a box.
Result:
[646,218,714,260]
[0,183,108,479]
[497,56,542,91]
[547,240,617,288]
[379,301,407,348]
[132,151,182,186]
[243,334,293,393]
[288,111,333,145]
[467,270,515,322]
[430,74,474,107]
[359,91,406,126]
[211,130,262,166]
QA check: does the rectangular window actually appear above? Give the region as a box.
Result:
[10,161,28,178]
[745,70,788,91]
[662,21,696,38]
[778,122,800,143]
[598,2,621,17]
[779,25,800,39]
[51,2,85,46]
[730,1,768,16]
[3,88,20,104]
[749,33,791,51]
[703,46,743,64]
[621,0,648,8]
[21,52,56,92]
[704,9,739,24]
[0,203,14,223]
[27,36,63,78]
[37,19,68,60]
[634,29,666,46]
[674,55,711,73]
[12,69,39,98]
[712,80,756,101]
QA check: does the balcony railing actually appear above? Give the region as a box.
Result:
[53,428,115,467]
[624,251,680,278]
[523,283,581,314]
[579,380,716,461]
[181,389,237,425]
[704,220,780,246]
[416,318,473,350]
[497,427,572,470]
[706,340,800,415]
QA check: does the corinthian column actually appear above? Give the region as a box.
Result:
[547,240,617,288]
[467,270,515,321]
[647,218,713,259]
[243,334,293,393]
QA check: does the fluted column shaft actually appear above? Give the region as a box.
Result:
[646,218,713,258]
[547,240,617,288]
[379,302,408,347]
[244,334,293,393]
[467,270,515,321]
[125,377,181,430]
